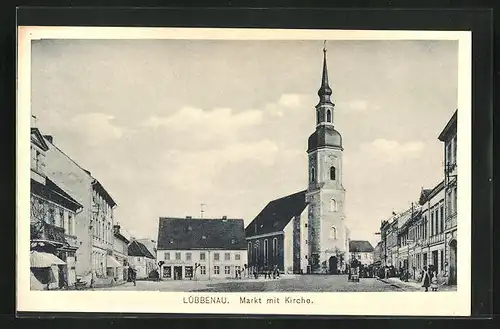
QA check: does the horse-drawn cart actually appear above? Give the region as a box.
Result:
[348,259,360,282]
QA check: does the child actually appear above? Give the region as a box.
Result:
[430,271,438,291]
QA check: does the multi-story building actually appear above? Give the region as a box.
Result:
[30,128,83,289]
[373,241,383,266]
[156,217,247,280]
[418,181,446,280]
[128,239,157,279]
[90,180,118,280]
[438,110,458,285]
[41,132,118,285]
[112,224,130,282]
[348,240,374,266]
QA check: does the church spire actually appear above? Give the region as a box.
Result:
[317,41,333,105]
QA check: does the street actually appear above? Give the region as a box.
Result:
[93,275,420,292]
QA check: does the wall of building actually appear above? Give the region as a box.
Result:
[44,139,93,278]
[283,219,294,274]
[128,256,156,279]
[247,233,284,272]
[157,249,247,280]
[351,252,374,266]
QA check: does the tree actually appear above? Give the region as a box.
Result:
[30,194,47,240]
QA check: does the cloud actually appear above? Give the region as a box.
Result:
[163,139,280,192]
[266,93,310,117]
[142,106,263,138]
[359,138,425,163]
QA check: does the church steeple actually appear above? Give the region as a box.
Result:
[317,42,333,105]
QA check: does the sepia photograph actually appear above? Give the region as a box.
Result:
[17,26,472,316]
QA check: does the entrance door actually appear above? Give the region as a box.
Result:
[432,251,439,272]
[449,240,457,285]
[328,256,338,274]
[173,266,183,280]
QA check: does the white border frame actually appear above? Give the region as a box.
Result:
[17,27,472,316]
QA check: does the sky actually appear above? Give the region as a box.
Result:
[31,39,458,247]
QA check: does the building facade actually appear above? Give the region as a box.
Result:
[128,239,156,279]
[112,224,130,282]
[246,191,308,275]
[439,110,458,285]
[30,128,83,289]
[41,132,118,285]
[348,240,375,266]
[157,217,247,280]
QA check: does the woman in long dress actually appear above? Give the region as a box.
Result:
[421,266,431,292]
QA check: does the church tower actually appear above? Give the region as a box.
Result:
[306,45,347,274]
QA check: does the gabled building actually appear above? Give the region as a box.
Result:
[245,190,308,275]
[30,128,83,289]
[349,240,375,266]
[156,217,247,280]
[128,239,156,279]
[112,223,130,282]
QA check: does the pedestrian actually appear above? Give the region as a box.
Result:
[421,266,431,292]
[430,271,438,291]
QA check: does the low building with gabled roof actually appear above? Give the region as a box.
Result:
[156,217,247,280]
[128,239,156,279]
[349,240,375,266]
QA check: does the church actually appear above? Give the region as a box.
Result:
[245,47,350,274]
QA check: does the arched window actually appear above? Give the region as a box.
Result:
[330,166,336,180]
[272,238,278,259]
[330,226,337,239]
[330,199,337,212]
[326,110,332,123]
[311,167,316,183]
[263,240,268,265]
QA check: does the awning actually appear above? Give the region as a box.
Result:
[107,255,122,268]
[30,251,66,268]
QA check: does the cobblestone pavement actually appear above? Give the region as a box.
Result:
[93,275,421,292]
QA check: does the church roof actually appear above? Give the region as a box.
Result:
[157,217,246,250]
[349,240,375,253]
[308,125,343,152]
[246,190,308,238]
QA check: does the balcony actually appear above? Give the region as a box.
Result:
[31,220,67,246]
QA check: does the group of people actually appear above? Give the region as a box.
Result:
[420,265,439,292]
[252,265,281,280]
[374,264,439,292]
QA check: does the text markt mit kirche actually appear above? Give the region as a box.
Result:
[182,296,313,304]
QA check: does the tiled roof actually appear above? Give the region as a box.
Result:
[157,217,247,250]
[31,178,83,212]
[349,240,375,253]
[128,240,155,259]
[245,190,308,237]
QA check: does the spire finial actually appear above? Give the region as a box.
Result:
[317,41,332,104]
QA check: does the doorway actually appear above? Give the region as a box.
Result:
[449,239,457,285]
[328,256,338,274]
[173,266,183,280]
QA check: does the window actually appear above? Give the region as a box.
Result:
[235,265,241,273]
[440,250,444,273]
[247,242,252,259]
[305,223,308,228]
[440,205,444,232]
[137,257,141,262]
[311,167,316,183]
[330,198,337,212]
[272,238,277,258]
[326,109,332,122]
[163,266,171,278]
[235,253,241,261]
[200,252,206,261]
[186,252,192,261]
[330,226,337,240]
[48,206,55,225]
[224,266,231,275]
[68,214,73,235]
[453,187,457,215]
[430,212,434,236]
[330,166,336,180]
[225,252,230,261]
[452,136,457,162]
[200,265,206,275]
[164,252,170,261]
[214,266,220,275]
[264,240,268,265]
[214,253,220,261]
[435,209,439,234]
[175,252,181,260]
[305,240,308,245]
[446,143,452,165]
[316,109,320,125]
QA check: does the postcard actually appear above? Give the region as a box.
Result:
[17,26,471,316]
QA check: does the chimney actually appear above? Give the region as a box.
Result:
[186,216,192,219]
[222,216,227,220]
[44,135,53,143]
